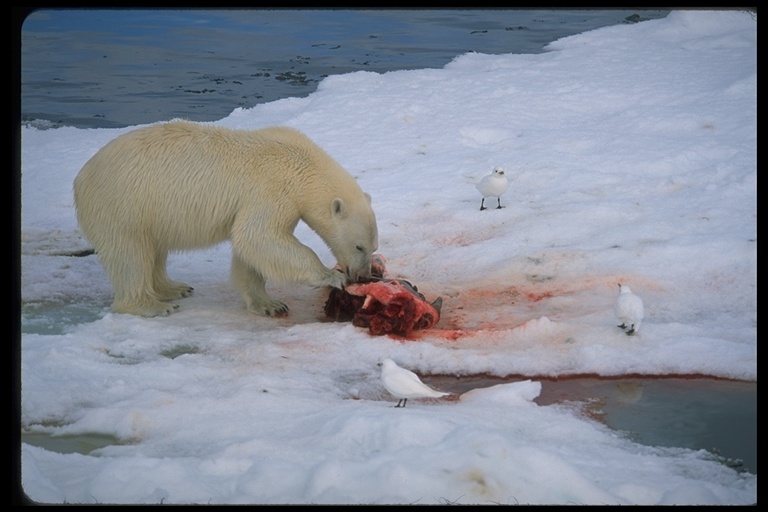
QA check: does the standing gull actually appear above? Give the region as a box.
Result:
[614,284,644,335]
[476,166,509,210]
[380,358,449,408]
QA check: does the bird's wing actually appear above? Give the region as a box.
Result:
[385,369,431,395]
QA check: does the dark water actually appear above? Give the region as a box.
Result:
[430,375,757,475]
[22,375,756,477]
[20,8,669,129]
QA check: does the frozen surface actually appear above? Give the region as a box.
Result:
[19,10,756,505]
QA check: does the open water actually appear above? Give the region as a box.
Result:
[20,8,670,128]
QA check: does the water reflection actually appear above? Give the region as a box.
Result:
[427,374,756,474]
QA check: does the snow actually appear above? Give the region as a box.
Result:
[18,10,756,505]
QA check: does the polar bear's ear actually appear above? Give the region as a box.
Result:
[364,193,372,204]
[332,198,346,217]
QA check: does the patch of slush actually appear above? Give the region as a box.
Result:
[21,299,109,335]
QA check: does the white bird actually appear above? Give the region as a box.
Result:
[476,166,509,211]
[380,358,449,408]
[614,284,644,336]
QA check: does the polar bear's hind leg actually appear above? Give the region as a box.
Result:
[97,241,180,317]
[152,250,194,301]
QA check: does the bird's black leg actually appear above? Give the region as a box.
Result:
[625,324,636,335]
[395,398,407,408]
[496,198,504,209]
[480,199,487,211]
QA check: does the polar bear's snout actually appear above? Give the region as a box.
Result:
[346,261,372,282]
[337,253,372,283]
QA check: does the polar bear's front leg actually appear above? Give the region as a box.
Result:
[230,223,350,302]
[231,254,289,316]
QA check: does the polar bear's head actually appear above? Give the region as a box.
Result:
[328,192,379,282]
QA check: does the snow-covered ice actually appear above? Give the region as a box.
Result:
[18,10,756,505]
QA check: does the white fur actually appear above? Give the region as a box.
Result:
[73,121,378,317]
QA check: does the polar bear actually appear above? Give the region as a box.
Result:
[73,120,378,317]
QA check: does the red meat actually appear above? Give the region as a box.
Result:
[324,255,442,337]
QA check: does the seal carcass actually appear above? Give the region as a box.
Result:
[324,255,442,337]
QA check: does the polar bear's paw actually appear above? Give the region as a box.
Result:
[114,299,179,317]
[248,298,290,317]
[156,282,194,301]
[320,267,351,290]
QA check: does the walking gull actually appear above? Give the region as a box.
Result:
[615,284,644,335]
[380,358,449,408]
